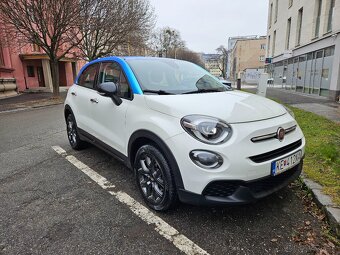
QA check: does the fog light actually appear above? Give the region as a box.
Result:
[189,150,223,169]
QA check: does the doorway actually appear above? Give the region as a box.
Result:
[37,66,45,87]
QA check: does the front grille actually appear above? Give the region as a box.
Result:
[251,125,297,143]
[202,166,299,198]
[202,182,240,197]
[246,168,297,193]
[249,139,302,163]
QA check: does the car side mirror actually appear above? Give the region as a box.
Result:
[97,82,122,106]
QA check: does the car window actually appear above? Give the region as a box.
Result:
[78,64,98,89]
[98,62,132,99]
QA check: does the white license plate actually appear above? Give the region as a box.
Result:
[271,150,302,176]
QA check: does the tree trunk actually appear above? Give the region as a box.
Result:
[50,59,60,98]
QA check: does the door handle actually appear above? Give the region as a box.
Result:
[90,98,98,104]
[71,92,77,96]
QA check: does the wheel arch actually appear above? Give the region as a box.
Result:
[64,104,74,121]
[128,130,184,189]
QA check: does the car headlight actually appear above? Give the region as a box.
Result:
[181,115,232,144]
[283,105,295,119]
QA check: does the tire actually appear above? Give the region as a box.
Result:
[66,113,86,150]
[134,144,178,211]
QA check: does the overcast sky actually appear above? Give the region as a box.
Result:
[149,0,269,53]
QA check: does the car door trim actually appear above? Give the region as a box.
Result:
[77,127,130,167]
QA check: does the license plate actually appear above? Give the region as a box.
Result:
[271,150,302,176]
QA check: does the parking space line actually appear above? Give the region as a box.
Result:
[52,145,209,255]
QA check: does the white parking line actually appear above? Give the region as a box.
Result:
[52,145,209,255]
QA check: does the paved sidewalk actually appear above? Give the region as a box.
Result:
[246,86,340,123]
[0,92,67,112]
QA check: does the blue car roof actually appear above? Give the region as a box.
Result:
[75,56,144,94]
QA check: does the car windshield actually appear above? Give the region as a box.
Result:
[126,58,227,94]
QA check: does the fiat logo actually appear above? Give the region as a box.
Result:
[277,127,285,141]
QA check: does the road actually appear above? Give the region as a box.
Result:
[0,105,327,255]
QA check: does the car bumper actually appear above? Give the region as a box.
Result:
[177,160,303,206]
[165,113,305,199]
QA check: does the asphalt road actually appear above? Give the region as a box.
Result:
[0,105,327,255]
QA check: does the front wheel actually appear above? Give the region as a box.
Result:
[66,114,86,150]
[134,144,178,211]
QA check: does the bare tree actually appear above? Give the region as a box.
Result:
[149,27,185,57]
[168,48,204,67]
[79,0,155,61]
[216,45,228,79]
[0,0,89,97]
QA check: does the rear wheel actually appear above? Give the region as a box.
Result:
[134,144,178,211]
[66,114,86,150]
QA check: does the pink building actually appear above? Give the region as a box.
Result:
[0,34,84,97]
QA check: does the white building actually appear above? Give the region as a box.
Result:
[266,0,340,101]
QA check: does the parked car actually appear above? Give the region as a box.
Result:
[64,57,305,211]
[218,79,232,89]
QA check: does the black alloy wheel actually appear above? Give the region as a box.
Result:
[134,144,178,211]
[66,114,86,150]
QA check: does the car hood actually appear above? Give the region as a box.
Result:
[144,91,287,123]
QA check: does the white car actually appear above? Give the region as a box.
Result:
[64,57,305,211]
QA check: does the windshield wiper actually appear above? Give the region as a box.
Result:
[182,89,225,94]
[143,89,174,95]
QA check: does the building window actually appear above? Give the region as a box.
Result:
[315,50,323,59]
[260,44,266,50]
[326,0,335,32]
[289,0,293,8]
[314,0,322,38]
[274,0,279,23]
[296,8,303,46]
[259,55,265,62]
[272,30,276,56]
[286,18,291,49]
[269,3,273,27]
[324,46,335,57]
[32,44,40,52]
[27,66,35,77]
[267,35,271,56]
[0,46,4,66]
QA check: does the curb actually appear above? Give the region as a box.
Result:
[301,175,340,237]
[0,102,63,114]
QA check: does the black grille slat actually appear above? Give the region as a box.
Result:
[247,169,296,193]
[249,139,302,163]
[202,167,298,197]
[202,182,240,197]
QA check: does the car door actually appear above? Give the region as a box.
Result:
[71,63,99,134]
[90,61,133,155]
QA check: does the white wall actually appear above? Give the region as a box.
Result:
[242,68,265,84]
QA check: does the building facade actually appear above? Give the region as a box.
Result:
[0,28,84,96]
[266,0,340,101]
[226,35,258,79]
[230,36,267,82]
[201,54,223,77]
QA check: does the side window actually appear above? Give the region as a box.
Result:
[78,64,98,89]
[99,62,120,84]
[99,62,132,99]
[119,72,132,99]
